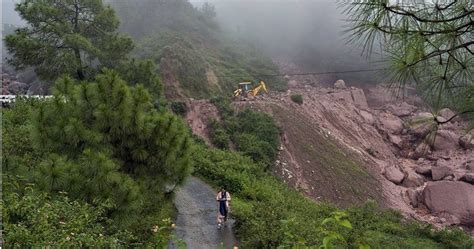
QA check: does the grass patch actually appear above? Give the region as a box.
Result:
[291,94,303,105]
[193,144,474,248]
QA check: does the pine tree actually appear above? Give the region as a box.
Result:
[342,0,473,118]
[32,70,193,226]
[5,0,133,81]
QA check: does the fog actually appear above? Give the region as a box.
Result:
[191,0,382,84]
[3,0,382,84]
[2,0,23,26]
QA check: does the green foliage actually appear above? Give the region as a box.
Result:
[111,0,218,41]
[207,98,280,167]
[290,94,303,105]
[170,101,189,116]
[342,0,473,116]
[114,0,287,99]
[30,71,192,228]
[3,178,133,247]
[1,74,189,245]
[193,144,474,248]
[5,0,133,81]
[210,96,235,118]
[2,99,43,177]
[208,119,231,149]
[117,59,164,100]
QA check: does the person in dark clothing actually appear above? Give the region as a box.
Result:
[216,188,231,228]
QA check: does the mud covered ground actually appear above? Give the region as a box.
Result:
[170,177,237,249]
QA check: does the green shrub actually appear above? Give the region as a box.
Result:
[291,94,303,105]
[208,119,231,149]
[2,73,191,245]
[233,133,274,168]
[210,96,234,117]
[192,144,474,248]
[171,101,188,116]
[3,178,134,247]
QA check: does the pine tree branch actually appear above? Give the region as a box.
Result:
[437,110,474,124]
[383,4,473,24]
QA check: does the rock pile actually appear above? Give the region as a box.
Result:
[368,102,474,227]
[1,65,45,95]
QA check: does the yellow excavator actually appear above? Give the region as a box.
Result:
[233,80,268,100]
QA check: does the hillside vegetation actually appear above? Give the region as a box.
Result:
[3,0,474,248]
[111,0,287,99]
[193,102,473,248]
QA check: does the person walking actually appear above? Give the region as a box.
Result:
[216,187,231,228]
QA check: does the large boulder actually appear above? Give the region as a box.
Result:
[378,113,404,134]
[388,134,403,148]
[359,110,375,125]
[387,102,417,117]
[438,108,456,122]
[431,166,453,181]
[7,81,29,94]
[350,88,369,109]
[415,165,432,176]
[423,181,474,226]
[406,188,421,208]
[433,130,459,151]
[408,112,436,138]
[334,79,346,89]
[332,91,353,103]
[402,171,425,187]
[413,142,431,159]
[460,173,474,184]
[459,132,474,150]
[384,165,405,184]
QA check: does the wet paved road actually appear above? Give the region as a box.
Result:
[170,177,237,249]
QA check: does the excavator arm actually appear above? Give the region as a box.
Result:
[250,81,268,96]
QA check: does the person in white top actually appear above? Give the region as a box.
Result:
[216,187,231,228]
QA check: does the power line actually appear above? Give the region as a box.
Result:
[218,68,388,78]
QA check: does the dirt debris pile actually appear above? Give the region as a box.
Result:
[317,80,474,229]
[183,68,473,231]
[250,79,472,230]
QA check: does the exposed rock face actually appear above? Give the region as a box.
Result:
[438,108,456,121]
[389,135,403,148]
[402,171,425,187]
[406,188,421,208]
[459,132,474,150]
[464,160,474,171]
[378,113,404,135]
[431,166,453,181]
[359,110,374,125]
[331,88,369,110]
[387,102,417,117]
[332,91,353,103]
[7,81,29,95]
[433,130,459,151]
[413,142,431,159]
[384,165,405,184]
[460,173,474,184]
[351,88,369,109]
[408,112,435,138]
[423,181,474,226]
[334,79,346,89]
[415,165,432,176]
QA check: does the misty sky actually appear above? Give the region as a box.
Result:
[3,0,376,80]
[2,0,23,25]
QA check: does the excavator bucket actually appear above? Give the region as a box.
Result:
[250,81,268,97]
